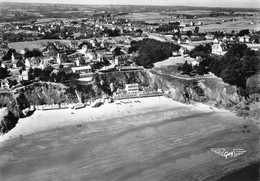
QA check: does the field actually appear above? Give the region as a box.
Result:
[35,18,71,25]
[8,39,73,51]
[119,12,260,32]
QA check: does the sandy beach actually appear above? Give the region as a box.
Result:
[1,97,191,142]
[0,96,259,181]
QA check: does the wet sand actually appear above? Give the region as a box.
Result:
[0,97,259,181]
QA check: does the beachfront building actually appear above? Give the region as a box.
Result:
[125,83,139,92]
[71,65,92,75]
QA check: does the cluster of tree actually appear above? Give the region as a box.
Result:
[182,44,260,89]
[156,24,179,32]
[49,71,79,83]
[4,32,39,42]
[2,49,22,61]
[238,29,250,36]
[42,12,87,19]
[102,28,120,37]
[128,38,180,68]
[213,44,259,88]
[41,31,60,39]
[206,29,250,39]
[178,61,193,75]
[2,49,16,61]
[24,49,42,58]
[25,66,79,83]
[209,12,231,17]
[178,60,209,76]
[0,67,9,79]
[0,14,36,23]
[188,44,212,58]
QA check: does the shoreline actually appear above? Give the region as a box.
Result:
[0,96,258,181]
[0,96,230,143]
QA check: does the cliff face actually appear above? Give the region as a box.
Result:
[247,73,260,95]
[97,70,240,109]
[0,70,256,135]
[0,92,20,117]
[20,83,77,106]
[0,81,101,134]
[0,108,19,134]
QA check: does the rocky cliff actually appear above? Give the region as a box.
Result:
[0,81,102,134]
[97,70,241,108]
[1,70,258,134]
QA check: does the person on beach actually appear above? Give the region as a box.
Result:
[183,86,191,104]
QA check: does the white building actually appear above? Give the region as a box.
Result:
[205,34,214,40]
[211,43,227,55]
[213,38,219,44]
[239,36,250,43]
[18,70,29,81]
[56,53,62,64]
[71,65,92,74]
[0,79,9,89]
[125,83,139,92]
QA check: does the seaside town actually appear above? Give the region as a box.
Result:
[0,1,260,181]
[1,4,260,108]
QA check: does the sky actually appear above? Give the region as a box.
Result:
[2,0,260,8]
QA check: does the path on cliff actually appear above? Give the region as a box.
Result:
[0,101,259,181]
[154,71,222,81]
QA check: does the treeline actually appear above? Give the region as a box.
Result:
[1,48,42,60]
[0,15,36,23]
[180,43,260,89]
[22,67,79,83]
[24,49,42,58]
[129,38,180,68]
[3,32,40,42]
[156,24,179,32]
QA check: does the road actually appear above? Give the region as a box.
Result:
[0,103,259,181]
[154,71,222,81]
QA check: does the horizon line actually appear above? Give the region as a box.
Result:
[1,1,260,10]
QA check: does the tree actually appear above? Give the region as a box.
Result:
[2,49,16,61]
[186,30,193,37]
[238,29,250,36]
[0,67,9,79]
[130,39,180,67]
[157,24,179,32]
[194,27,199,34]
[136,29,143,34]
[113,47,122,57]
[25,49,43,58]
[179,61,193,75]
[189,44,212,58]
[194,64,208,75]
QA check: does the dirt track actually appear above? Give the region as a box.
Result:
[0,103,259,181]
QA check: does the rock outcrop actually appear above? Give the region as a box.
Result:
[97,70,241,108]
[0,81,101,134]
[0,70,258,134]
[0,108,19,134]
